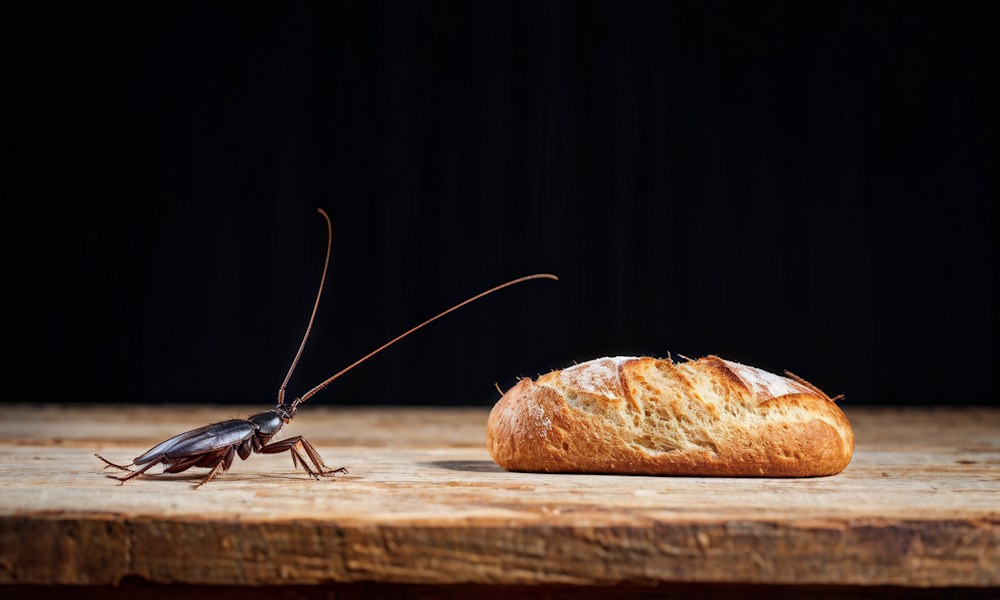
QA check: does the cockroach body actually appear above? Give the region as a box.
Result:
[97,403,334,487]
[97,209,556,488]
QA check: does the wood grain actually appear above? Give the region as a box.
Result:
[0,405,997,588]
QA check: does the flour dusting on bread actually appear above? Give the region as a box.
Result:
[557,356,638,400]
[529,403,552,433]
[719,359,812,401]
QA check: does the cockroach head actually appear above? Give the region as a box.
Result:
[274,402,298,423]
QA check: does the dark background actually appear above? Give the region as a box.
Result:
[2,1,997,408]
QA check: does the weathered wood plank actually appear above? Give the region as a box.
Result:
[0,406,997,587]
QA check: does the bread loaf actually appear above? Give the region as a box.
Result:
[486,356,853,477]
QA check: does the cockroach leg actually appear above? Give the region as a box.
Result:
[259,437,319,478]
[195,460,225,489]
[259,436,347,479]
[107,456,165,484]
[95,453,134,471]
[163,454,203,474]
[298,437,349,476]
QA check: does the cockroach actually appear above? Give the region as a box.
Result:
[96,208,557,488]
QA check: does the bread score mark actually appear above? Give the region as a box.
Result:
[717,359,815,402]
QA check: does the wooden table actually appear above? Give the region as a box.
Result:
[0,405,997,597]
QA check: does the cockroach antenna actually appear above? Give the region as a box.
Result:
[293,272,558,407]
[278,208,332,407]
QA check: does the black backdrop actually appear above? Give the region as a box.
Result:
[2,1,997,408]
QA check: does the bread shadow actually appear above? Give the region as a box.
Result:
[425,460,503,473]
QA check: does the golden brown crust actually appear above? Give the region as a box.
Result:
[486,356,854,477]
